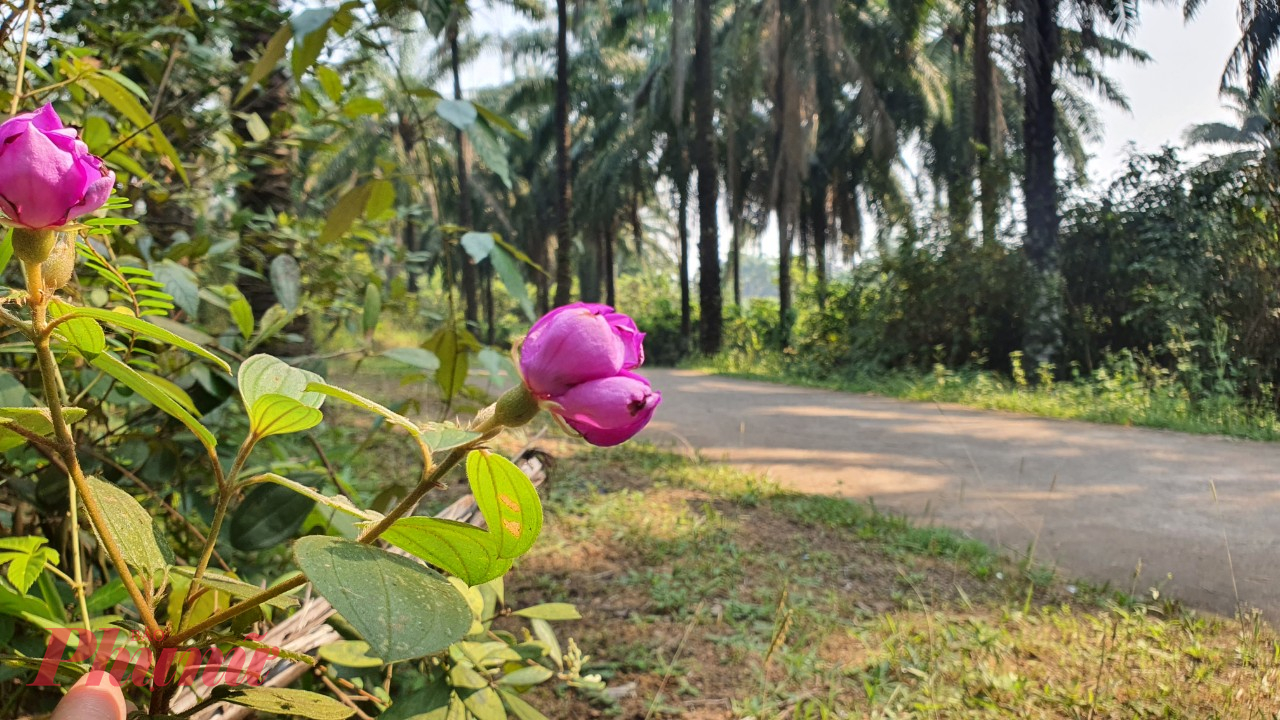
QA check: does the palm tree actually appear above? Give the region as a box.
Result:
[552,0,574,306]
[1187,0,1280,100]
[1016,0,1142,361]
[693,0,721,353]
[1184,84,1280,165]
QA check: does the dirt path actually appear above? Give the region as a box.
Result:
[640,368,1280,619]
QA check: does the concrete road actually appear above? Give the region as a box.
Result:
[640,368,1280,618]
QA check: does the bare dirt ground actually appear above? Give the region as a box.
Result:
[639,368,1280,619]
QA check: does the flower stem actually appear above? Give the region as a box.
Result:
[180,436,256,632]
[66,472,92,634]
[24,260,163,638]
[167,438,481,646]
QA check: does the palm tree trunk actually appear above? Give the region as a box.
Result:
[731,220,741,306]
[973,0,998,246]
[693,0,721,354]
[810,179,828,309]
[778,213,792,348]
[604,220,617,307]
[450,23,480,333]
[1021,0,1062,363]
[677,173,692,345]
[552,0,574,307]
[1022,0,1058,266]
[578,229,601,303]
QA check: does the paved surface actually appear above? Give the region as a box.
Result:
[640,368,1280,618]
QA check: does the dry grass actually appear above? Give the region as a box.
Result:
[501,443,1280,719]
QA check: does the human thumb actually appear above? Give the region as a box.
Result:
[50,671,128,720]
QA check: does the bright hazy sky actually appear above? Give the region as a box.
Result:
[465,2,1245,186]
[1091,1,1241,180]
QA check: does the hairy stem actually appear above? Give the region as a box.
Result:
[168,438,481,646]
[66,472,92,634]
[181,436,256,631]
[25,260,163,638]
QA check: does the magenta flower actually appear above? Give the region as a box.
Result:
[520,303,645,396]
[518,303,661,446]
[551,372,662,447]
[0,104,115,230]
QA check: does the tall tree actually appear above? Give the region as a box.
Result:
[973,0,999,246]
[693,0,721,353]
[449,16,481,333]
[552,0,574,306]
[1187,0,1280,99]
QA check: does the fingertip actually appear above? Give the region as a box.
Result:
[51,671,128,720]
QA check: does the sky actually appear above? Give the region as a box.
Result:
[1089,0,1241,180]
[455,1,1248,265]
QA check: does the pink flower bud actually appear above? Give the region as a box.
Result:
[520,303,643,396]
[0,104,115,230]
[549,371,661,447]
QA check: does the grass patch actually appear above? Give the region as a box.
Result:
[693,351,1280,442]
[506,442,1280,719]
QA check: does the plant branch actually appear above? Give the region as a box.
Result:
[24,260,163,638]
[8,0,33,115]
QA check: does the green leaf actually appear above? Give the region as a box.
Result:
[0,537,58,594]
[230,296,254,340]
[47,301,105,357]
[342,96,385,118]
[90,352,216,452]
[85,579,128,613]
[270,255,302,313]
[318,640,383,668]
[468,124,511,189]
[86,476,174,575]
[320,183,374,245]
[138,372,199,414]
[244,112,271,142]
[238,354,325,412]
[0,228,12,273]
[499,689,551,720]
[512,603,581,621]
[490,247,534,321]
[461,687,505,720]
[424,327,471,400]
[362,283,381,335]
[460,232,496,262]
[316,66,343,103]
[381,518,513,586]
[169,567,299,609]
[365,179,396,219]
[230,479,319,552]
[380,679,454,720]
[290,7,337,78]
[214,686,354,720]
[305,382,432,459]
[152,260,200,316]
[237,25,293,104]
[474,102,527,140]
[529,618,561,671]
[466,450,543,559]
[249,394,324,438]
[64,306,231,373]
[419,423,481,453]
[293,537,472,663]
[436,99,477,130]
[0,407,87,452]
[497,665,555,687]
[84,74,187,185]
[383,347,439,371]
